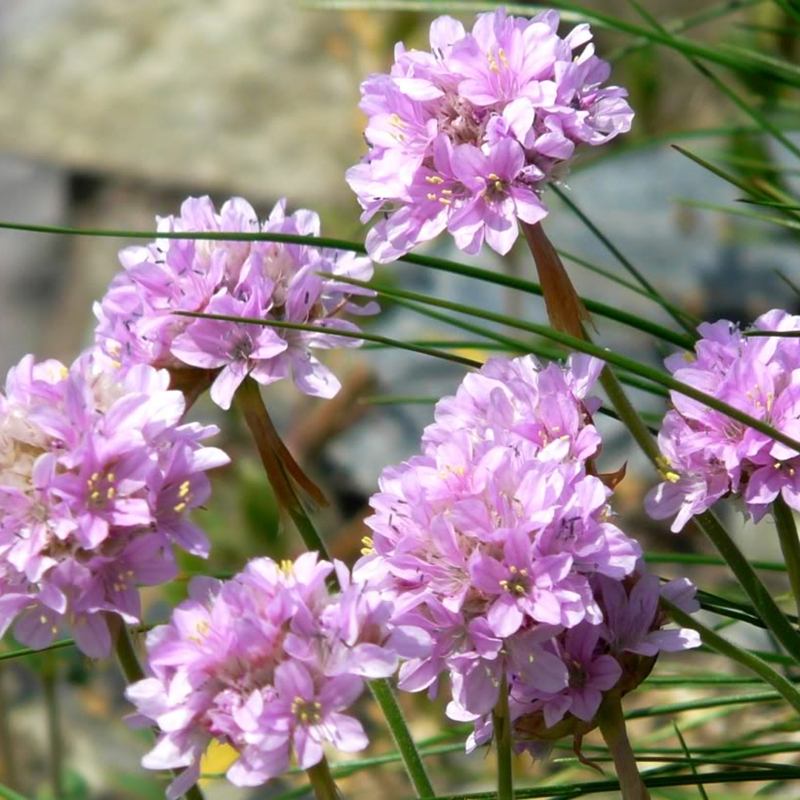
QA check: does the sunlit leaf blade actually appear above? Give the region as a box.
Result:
[644,552,787,572]
[176,311,482,369]
[0,220,695,349]
[676,198,800,230]
[664,599,800,715]
[624,0,800,162]
[329,276,800,456]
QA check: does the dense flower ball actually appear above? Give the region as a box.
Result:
[94,196,377,409]
[127,554,429,798]
[476,568,700,753]
[0,351,228,657]
[647,310,800,531]
[346,8,633,262]
[355,354,676,731]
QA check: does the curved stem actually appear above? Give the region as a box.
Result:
[493,675,514,800]
[112,624,205,800]
[774,496,800,623]
[596,692,650,800]
[235,381,435,797]
[306,757,342,800]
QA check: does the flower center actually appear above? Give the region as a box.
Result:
[87,471,117,508]
[291,696,322,725]
[499,565,528,596]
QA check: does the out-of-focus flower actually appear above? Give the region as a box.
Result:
[94,196,377,409]
[647,310,800,530]
[347,8,633,261]
[0,351,228,657]
[127,555,429,798]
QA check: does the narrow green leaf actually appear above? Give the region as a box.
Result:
[551,185,698,337]
[388,295,669,399]
[676,198,800,230]
[308,0,800,88]
[557,249,701,325]
[0,782,28,800]
[329,276,800,457]
[0,219,695,349]
[644,552,787,572]
[664,599,800,715]
[625,0,800,161]
[427,767,800,798]
[626,690,783,720]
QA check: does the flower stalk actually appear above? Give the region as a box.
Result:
[596,691,650,800]
[522,225,800,667]
[493,675,515,800]
[773,496,800,623]
[236,379,435,798]
[235,377,328,555]
[306,757,343,800]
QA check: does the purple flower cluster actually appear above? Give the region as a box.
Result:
[0,352,228,658]
[94,196,377,409]
[347,8,633,262]
[127,554,429,798]
[647,310,800,531]
[355,354,698,740]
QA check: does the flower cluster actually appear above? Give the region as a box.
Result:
[127,554,429,798]
[478,568,700,752]
[94,196,377,409]
[355,354,697,742]
[647,309,800,531]
[0,352,228,658]
[347,8,633,262]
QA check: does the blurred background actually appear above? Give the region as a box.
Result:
[1,0,800,797]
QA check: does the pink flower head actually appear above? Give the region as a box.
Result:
[94,196,377,409]
[356,354,643,722]
[646,310,800,530]
[347,8,633,261]
[126,554,429,798]
[0,351,229,658]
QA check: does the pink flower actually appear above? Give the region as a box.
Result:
[0,351,228,657]
[347,8,633,261]
[647,310,800,530]
[94,196,377,407]
[127,554,428,797]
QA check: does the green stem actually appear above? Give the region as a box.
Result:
[113,624,205,800]
[306,757,342,800]
[493,675,514,800]
[235,382,435,798]
[596,692,650,800]
[520,231,800,667]
[691,510,800,664]
[0,665,19,791]
[42,654,64,799]
[663,599,800,715]
[368,679,435,798]
[596,363,663,466]
[774,496,800,623]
